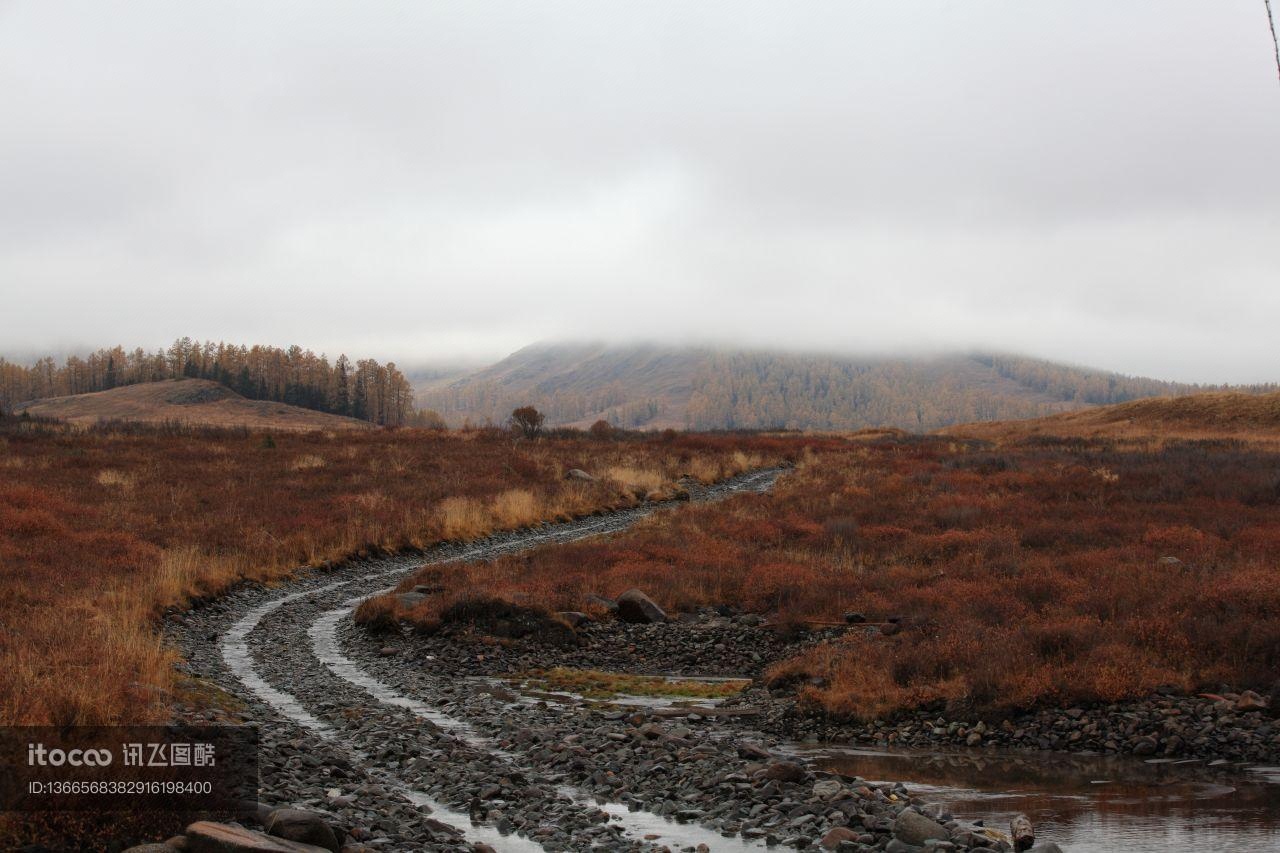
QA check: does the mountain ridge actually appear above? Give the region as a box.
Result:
[416,342,1270,432]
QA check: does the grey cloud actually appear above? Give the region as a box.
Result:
[1,1,1278,381]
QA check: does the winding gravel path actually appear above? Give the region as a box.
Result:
[175,472,794,851]
[173,469,1007,852]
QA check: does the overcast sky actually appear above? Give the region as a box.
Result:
[2,2,1278,382]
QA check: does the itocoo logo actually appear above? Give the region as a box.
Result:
[27,743,113,767]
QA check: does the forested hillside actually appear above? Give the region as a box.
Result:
[418,343,1267,432]
[0,339,415,426]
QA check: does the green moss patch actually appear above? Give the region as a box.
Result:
[517,667,749,700]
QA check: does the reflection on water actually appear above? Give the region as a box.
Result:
[799,744,1280,853]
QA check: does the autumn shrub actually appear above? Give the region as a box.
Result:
[369,432,1280,719]
[0,419,810,727]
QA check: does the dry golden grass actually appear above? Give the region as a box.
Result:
[288,453,326,471]
[95,468,136,489]
[1,417,801,727]
[490,489,540,528]
[604,465,666,492]
[948,390,1280,445]
[437,496,492,540]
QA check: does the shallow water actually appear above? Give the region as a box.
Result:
[800,744,1280,853]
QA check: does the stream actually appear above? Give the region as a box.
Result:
[800,743,1280,852]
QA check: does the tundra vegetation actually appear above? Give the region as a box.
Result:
[368,426,1280,720]
[0,413,798,727]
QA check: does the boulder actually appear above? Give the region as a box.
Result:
[1236,690,1269,712]
[564,468,596,482]
[264,809,340,853]
[893,810,951,846]
[616,588,667,624]
[819,827,860,849]
[184,821,332,853]
[843,612,866,624]
[812,778,843,800]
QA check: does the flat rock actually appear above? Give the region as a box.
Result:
[263,809,340,852]
[893,809,951,846]
[185,821,333,853]
[819,826,861,849]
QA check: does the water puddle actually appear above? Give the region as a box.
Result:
[311,600,768,849]
[799,744,1280,853]
[222,582,351,735]
[310,599,487,744]
[557,787,768,851]
[501,672,748,711]
[224,582,541,851]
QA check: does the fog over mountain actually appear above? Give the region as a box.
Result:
[2,3,1278,382]
[414,341,1274,432]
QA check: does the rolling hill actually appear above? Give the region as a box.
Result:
[948,390,1280,442]
[416,342,1262,432]
[16,378,374,431]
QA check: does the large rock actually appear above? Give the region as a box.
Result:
[819,827,860,849]
[263,809,340,852]
[616,588,667,624]
[893,809,951,846]
[184,821,333,853]
[1236,690,1269,712]
[564,468,596,482]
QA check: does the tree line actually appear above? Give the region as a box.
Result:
[0,339,415,426]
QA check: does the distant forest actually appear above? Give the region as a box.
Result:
[0,339,415,426]
[682,352,1216,431]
